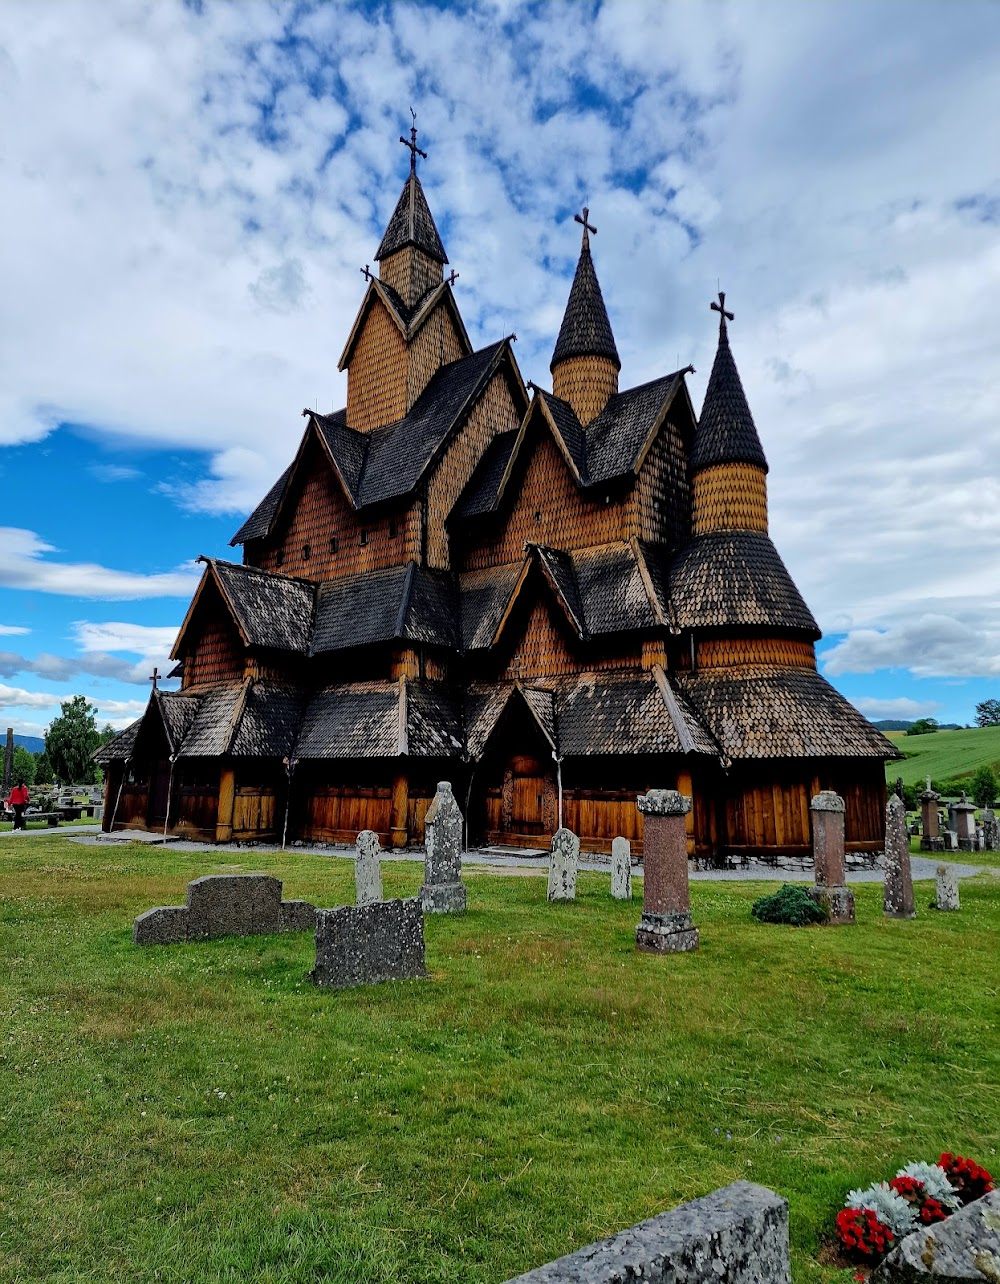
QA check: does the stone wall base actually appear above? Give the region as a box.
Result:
[807,884,856,925]
[419,881,467,914]
[636,910,699,954]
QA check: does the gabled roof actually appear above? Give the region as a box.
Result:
[231,465,292,546]
[464,683,557,760]
[311,563,458,655]
[557,669,717,757]
[551,238,620,371]
[690,315,768,475]
[450,430,520,520]
[458,562,524,651]
[337,278,471,372]
[375,172,448,264]
[667,531,819,637]
[293,678,462,760]
[230,683,305,758]
[172,559,315,660]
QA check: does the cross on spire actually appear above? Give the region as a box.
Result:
[149,666,160,691]
[574,206,597,249]
[446,269,459,287]
[399,107,427,176]
[711,290,734,334]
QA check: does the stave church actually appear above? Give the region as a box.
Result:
[97,124,896,859]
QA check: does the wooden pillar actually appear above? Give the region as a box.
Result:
[390,772,409,848]
[216,766,236,844]
[678,767,695,856]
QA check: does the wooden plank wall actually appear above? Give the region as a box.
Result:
[379,247,442,309]
[182,610,243,689]
[634,416,692,550]
[346,296,409,431]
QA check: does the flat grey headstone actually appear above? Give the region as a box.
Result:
[873,1190,1000,1282]
[355,829,383,905]
[420,781,466,914]
[133,874,315,944]
[503,1180,790,1283]
[279,899,317,932]
[610,836,632,900]
[548,827,579,902]
[936,864,960,911]
[311,898,428,989]
[133,906,188,946]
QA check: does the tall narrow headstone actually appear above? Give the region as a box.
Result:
[806,790,855,924]
[355,829,383,905]
[635,789,698,953]
[2,727,12,794]
[547,828,579,902]
[935,864,960,911]
[953,792,977,851]
[610,836,632,900]
[982,807,999,852]
[919,778,942,851]
[884,794,916,919]
[419,781,466,914]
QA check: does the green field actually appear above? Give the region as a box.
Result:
[885,723,1000,787]
[0,836,997,1283]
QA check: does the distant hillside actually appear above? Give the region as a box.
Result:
[885,724,1000,787]
[8,734,44,754]
[873,719,963,732]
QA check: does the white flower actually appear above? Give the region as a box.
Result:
[896,1162,961,1210]
[847,1183,919,1237]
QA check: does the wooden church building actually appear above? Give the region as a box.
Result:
[97,126,896,859]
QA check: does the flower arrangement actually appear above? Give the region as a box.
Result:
[835,1154,994,1267]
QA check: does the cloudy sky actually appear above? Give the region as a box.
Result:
[0,0,998,738]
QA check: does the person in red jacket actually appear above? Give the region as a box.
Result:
[7,782,29,829]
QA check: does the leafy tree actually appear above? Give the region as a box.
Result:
[975,699,1000,728]
[11,745,35,788]
[45,696,101,784]
[970,764,998,809]
[905,718,940,737]
[33,750,54,785]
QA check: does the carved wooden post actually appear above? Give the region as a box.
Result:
[635,789,699,953]
[216,766,236,843]
[390,772,409,849]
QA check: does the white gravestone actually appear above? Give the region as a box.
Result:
[611,836,632,900]
[547,828,579,902]
[355,829,383,905]
[936,864,960,911]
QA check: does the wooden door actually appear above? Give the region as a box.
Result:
[148,760,170,828]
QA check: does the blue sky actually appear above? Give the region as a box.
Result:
[1,0,999,736]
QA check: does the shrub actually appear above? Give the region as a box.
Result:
[750,884,825,926]
[970,764,998,809]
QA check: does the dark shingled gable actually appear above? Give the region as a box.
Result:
[668,531,819,637]
[93,716,142,763]
[551,240,620,371]
[311,563,458,655]
[680,668,899,760]
[231,465,292,546]
[557,671,714,758]
[230,683,305,759]
[407,681,465,757]
[211,560,315,653]
[573,543,660,635]
[690,321,768,474]
[451,430,520,520]
[178,682,245,758]
[295,683,401,759]
[460,563,523,651]
[375,173,448,264]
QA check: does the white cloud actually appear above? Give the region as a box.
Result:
[0,684,66,711]
[73,622,180,656]
[850,696,942,721]
[89,463,142,482]
[0,528,199,599]
[822,610,1000,679]
[0,625,30,635]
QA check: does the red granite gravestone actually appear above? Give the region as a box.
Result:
[806,791,855,924]
[635,789,698,953]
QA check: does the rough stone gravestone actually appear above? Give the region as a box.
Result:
[610,836,632,900]
[806,790,855,924]
[936,864,960,911]
[635,789,698,953]
[872,1189,1000,1282]
[355,829,383,905]
[311,898,427,989]
[502,1180,790,1284]
[919,780,943,852]
[954,792,977,852]
[419,781,466,913]
[884,795,916,919]
[134,874,316,945]
[547,827,579,902]
[983,808,1000,852]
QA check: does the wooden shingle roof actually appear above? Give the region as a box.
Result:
[557,670,717,758]
[690,318,768,475]
[551,240,620,371]
[312,563,458,655]
[375,173,448,264]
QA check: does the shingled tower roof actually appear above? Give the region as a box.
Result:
[375,172,448,265]
[550,215,620,372]
[690,294,768,475]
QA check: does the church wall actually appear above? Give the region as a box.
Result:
[635,415,692,550]
[182,612,243,690]
[694,638,817,670]
[346,297,409,431]
[551,354,619,424]
[426,369,522,570]
[691,462,768,536]
[253,435,421,581]
[379,246,442,307]
[405,300,464,411]
[495,594,640,682]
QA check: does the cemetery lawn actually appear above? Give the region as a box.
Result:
[1,839,997,1284]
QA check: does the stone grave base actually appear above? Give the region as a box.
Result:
[311,898,427,989]
[920,836,945,852]
[134,874,316,945]
[636,910,699,954]
[419,881,467,914]
[807,884,856,925]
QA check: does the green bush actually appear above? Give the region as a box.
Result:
[750,884,825,927]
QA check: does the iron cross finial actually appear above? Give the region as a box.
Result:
[447,269,459,287]
[574,206,597,248]
[360,263,373,282]
[399,107,427,175]
[711,290,734,331]
[149,666,160,691]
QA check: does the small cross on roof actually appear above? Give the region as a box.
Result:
[399,107,427,175]
[574,206,597,248]
[711,290,734,331]
[149,666,160,691]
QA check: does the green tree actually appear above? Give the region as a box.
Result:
[975,699,1000,727]
[11,745,35,788]
[45,696,101,784]
[33,750,54,785]
[905,717,940,737]
[970,764,998,809]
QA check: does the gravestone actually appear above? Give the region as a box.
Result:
[919,779,944,852]
[635,789,698,953]
[547,827,579,902]
[133,874,317,945]
[419,781,466,914]
[355,829,383,905]
[872,1189,1000,1282]
[1,727,12,794]
[953,792,977,852]
[983,808,1000,852]
[311,898,427,989]
[806,790,855,924]
[936,864,960,911]
[884,795,916,919]
[610,836,632,900]
[503,1181,790,1284]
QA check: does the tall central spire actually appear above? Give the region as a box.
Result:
[374,113,448,309]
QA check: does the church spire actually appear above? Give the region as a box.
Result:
[550,207,620,424]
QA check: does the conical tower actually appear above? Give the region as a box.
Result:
[550,208,620,425]
[690,293,769,536]
[374,119,448,308]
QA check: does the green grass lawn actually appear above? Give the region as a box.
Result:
[886,723,1000,786]
[1,837,997,1283]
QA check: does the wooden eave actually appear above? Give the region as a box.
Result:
[628,536,670,629]
[170,561,250,661]
[489,547,584,648]
[337,279,472,372]
[534,394,587,486]
[470,682,557,761]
